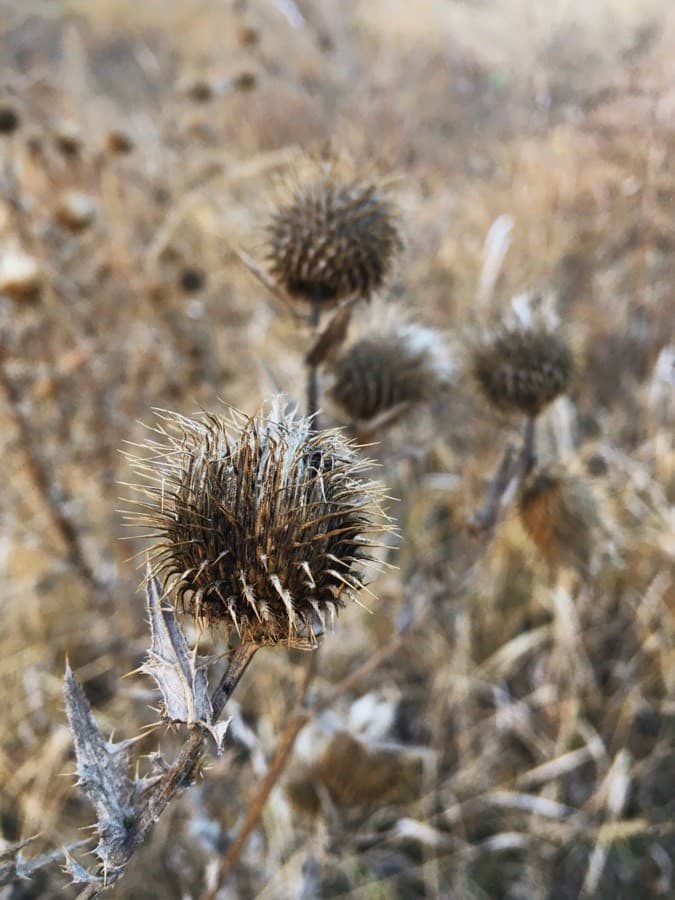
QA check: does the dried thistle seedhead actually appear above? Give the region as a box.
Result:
[265,163,402,306]
[0,103,20,135]
[127,399,387,647]
[328,310,452,425]
[471,324,572,418]
[518,465,606,573]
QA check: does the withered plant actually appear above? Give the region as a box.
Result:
[2,6,674,899]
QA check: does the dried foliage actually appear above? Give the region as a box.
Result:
[518,464,616,574]
[1,1,674,898]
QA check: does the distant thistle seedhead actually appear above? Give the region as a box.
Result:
[128,399,387,647]
[265,164,402,306]
[0,103,20,135]
[328,310,452,425]
[518,465,606,573]
[471,324,572,418]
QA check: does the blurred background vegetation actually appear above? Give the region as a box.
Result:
[0,0,673,897]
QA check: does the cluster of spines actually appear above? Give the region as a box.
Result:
[265,170,402,306]
[328,316,451,424]
[127,402,386,647]
[471,324,572,418]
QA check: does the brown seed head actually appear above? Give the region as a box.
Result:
[471,324,572,417]
[0,103,20,135]
[328,314,452,425]
[127,399,387,647]
[518,466,604,573]
[105,128,134,155]
[265,168,402,306]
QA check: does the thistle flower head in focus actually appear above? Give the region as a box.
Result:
[126,399,388,647]
[470,321,573,418]
[264,159,402,307]
[328,305,453,426]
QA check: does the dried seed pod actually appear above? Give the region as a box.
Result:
[53,119,83,157]
[328,313,451,425]
[518,465,608,573]
[105,128,134,155]
[127,399,387,647]
[0,103,20,135]
[265,167,402,306]
[55,191,97,232]
[0,249,41,298]
[471,324,572,417]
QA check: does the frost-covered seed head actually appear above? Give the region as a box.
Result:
[127,400,388,647]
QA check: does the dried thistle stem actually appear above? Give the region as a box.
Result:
[210,641,259,720]
[468,416,537,535]
[202,606,421,897]
[306,297,322,423]
[137,638,258,836]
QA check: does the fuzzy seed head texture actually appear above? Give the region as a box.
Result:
[127,400,387,647]
[265,170,402,306]
[471,324,572,418]
[328,317,452,423]
[0,103,20,134]
[518,466,605,573]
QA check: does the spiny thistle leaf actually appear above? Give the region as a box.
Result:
[63,849,104,887]
[0,840,92,888]
[142,570,229,750]
[63,664,135,872]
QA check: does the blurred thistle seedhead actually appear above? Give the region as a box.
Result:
[518,465,611,574]
[265,159,402,307]
[328,306,452,426]
[470,322,572,418]
[0,103,20,135]
[128,399,388,648]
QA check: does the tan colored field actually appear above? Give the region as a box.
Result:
[0,1,673,897]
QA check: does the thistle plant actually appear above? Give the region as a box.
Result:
[469,308,574,534]
[263,158,403,421]
[59,397,389,893]
[128,400,386,648]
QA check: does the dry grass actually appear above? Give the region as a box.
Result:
[0,0,673,897]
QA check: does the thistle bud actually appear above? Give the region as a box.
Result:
[265,164,402,306]
[127,399,387,647]
[328,308,452,426]
[471,323,572,418]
